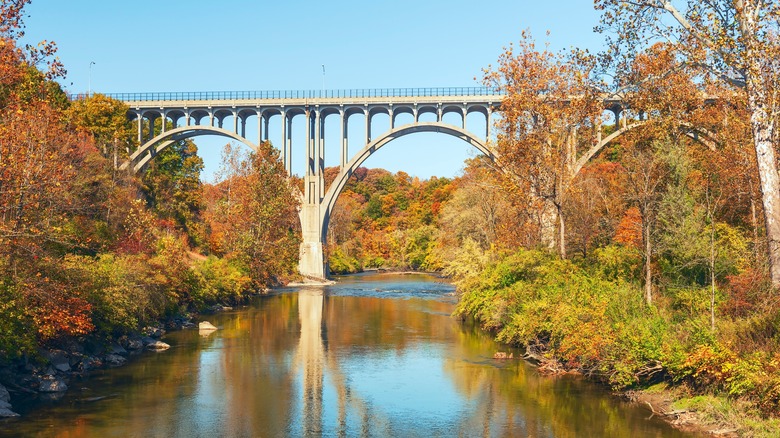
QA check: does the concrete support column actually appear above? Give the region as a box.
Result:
[282,110,291,175]
[389,106,394,129]
[437,105,442,122]
[340,109,347,170]
[148,115,157,141]
[298,203,326,279]
[314,108,322,176]
[185,109,191,127]
[209,109,214,128]
[263,114,270,143]
[486,106,492,140]
[161,111,167,133]
[137,113,142,144]
[233,109,238,134]
[462,107,468,129]
[306,109,314,178]
[317,112,325,200]
[257,111,262,144]
[365,108,371,144]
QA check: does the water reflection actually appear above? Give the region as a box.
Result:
[295,289,325,436]
[1,274,695,437]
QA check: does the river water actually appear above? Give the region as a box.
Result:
[2,273,695,437]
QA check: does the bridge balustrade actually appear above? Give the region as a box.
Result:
[69,87,503,102]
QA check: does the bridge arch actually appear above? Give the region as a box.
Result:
[120,125,257,174]
[317,122,496,243]
[573,120,720,177]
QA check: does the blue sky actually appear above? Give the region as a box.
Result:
[22,1,604,181]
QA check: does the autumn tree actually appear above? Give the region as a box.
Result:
[483,31,603,257]
[0,0,111,348]
[203,142,300,286]
[439,157,509,250]
[620,140,673,304]
[565,161,627,258]
[595,0,780,288]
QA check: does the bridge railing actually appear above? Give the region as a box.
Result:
[69,87,503,102]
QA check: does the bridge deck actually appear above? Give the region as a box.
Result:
[72,87,505,109]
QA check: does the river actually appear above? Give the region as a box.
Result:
[1,273,695,437]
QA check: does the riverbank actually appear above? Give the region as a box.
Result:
[453,248,780,437]
[0,300,248,418]
[0,319,181,417]
[514,337,748,436]
[624,387,739,436]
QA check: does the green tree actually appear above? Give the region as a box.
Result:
[142,138,204,243]
[66,93,135,166]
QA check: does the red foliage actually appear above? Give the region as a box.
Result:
[722,268,770,317]
[24,276,95,342]
[614,206,643,248]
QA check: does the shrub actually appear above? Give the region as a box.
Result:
[328,247,362,274]
[191,256,252,308]
[0,279,36,358]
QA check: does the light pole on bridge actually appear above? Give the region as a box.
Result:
[88,61,95,97]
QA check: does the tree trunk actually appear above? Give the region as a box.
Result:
[710,218,716,332]
[644,219,652,305]
[751,196,760,263]
[738,3,780,289]
[558,203,566,259]
[746,77,780,289]
[539,197,557,252]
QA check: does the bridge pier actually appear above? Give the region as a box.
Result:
[299,200,327,280]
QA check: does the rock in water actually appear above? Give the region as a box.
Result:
[104,354,127,367]
[199,321,218,331]
[0,404,19,417]
[123,335,144,351]
[39,377,68,393]
[0,384,17,417]
[0,383,10,403]
[145,340,170,351]
[42,349,71,373]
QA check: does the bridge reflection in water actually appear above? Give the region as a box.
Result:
[295,289,325,436]
[294,289,374,437]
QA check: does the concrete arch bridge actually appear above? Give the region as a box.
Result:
[105,87,714,279]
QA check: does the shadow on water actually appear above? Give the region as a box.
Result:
[1,273,698,437]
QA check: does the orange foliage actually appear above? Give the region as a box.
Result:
[614,207,643,248]
[24,276,95,342]
[722,268,770,318]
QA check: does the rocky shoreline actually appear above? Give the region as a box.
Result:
[0,313,211,418]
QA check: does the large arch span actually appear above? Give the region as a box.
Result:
[120,125,258,174]
[316,122,496,243]
[573,121,719,176]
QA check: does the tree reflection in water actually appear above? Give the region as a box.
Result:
[2,274,694,437]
